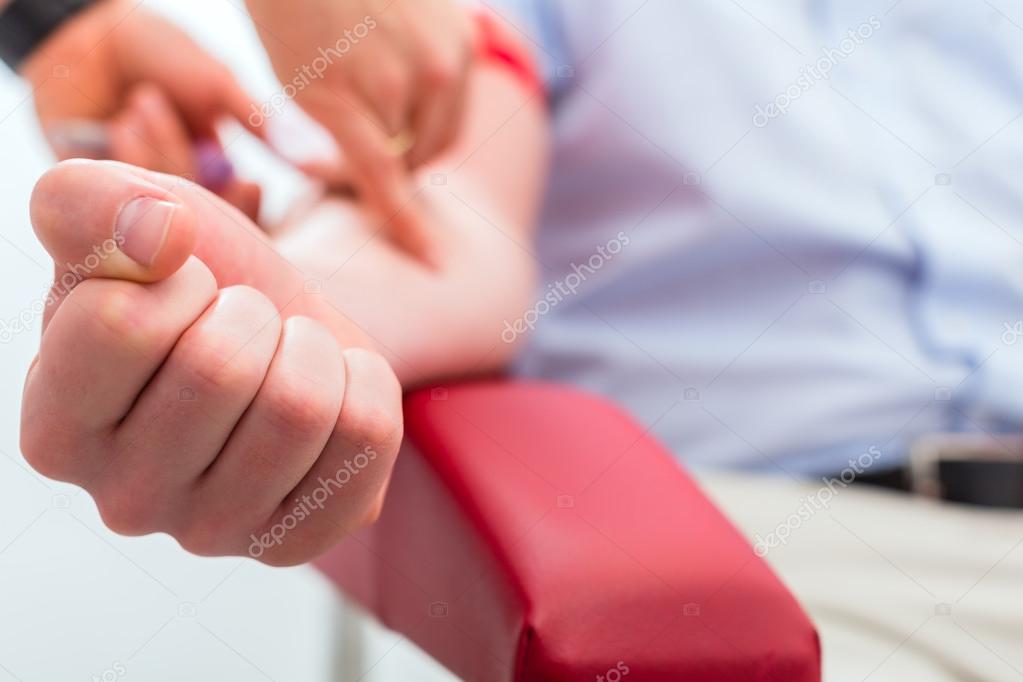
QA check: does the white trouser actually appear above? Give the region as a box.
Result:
[698,472,1023,682]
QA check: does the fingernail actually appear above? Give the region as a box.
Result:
[46,120,111,159]
[194,139,235,192]
[115,197,177,266]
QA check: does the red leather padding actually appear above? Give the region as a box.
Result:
[314,382,820,681]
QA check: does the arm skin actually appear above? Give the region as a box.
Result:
[274,63,550,387]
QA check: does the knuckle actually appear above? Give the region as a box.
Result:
[21,384,105,483]
[349,346,402,395]
[175,286,278,393]
[348,403,401,448]
[360,493,385,527]
[339,377,402,451]
[176,515,234,558]
[20,426,70,481]
[21,437,94,487]
[263,378,339,436]
[220,285,276,315]
[95,486,163,537]
[422,54,461,89]
[90,284,163,349]
[176,332,254,392]
[254,544,309,568]
[219,285,280,331]
[374,70,408,106]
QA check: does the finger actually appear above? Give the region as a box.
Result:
[45,120,112,161]
[20,258,218,483]
[306,89,411,201]
[192,138,262,220]
[191,316,346,550]
[406,76,466,168]
[34,160,368,347]
[294,158,354,191]
[218,181,262,222]
[262,104,349,187]
[31,160,198,292]
[220,72,269,142]
[407,45,472,167]
[129,84,196,177]
[109,103,161,170]
[97,286,281,533]
[31,159,304,320]
[255,347,401,565]
[351,53,411,136]
[314,101,427,250]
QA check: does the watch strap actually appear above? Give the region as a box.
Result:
[0,0,98,71]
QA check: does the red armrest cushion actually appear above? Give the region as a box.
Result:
[314,382,820,681]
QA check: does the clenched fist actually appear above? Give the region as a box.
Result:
[20,160,402,566]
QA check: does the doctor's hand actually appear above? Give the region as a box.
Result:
[245,0,475,255]
[21,0,262,160]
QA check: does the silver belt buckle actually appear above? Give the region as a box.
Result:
[909,433,1023,498]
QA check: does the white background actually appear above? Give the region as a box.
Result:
[0,2,452,680]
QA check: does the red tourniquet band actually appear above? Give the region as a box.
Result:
[473,10,542,92]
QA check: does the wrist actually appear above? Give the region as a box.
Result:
[17,0,121,83]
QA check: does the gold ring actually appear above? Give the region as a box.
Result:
[388,129,416,156]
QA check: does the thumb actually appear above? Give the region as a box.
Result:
[31,159,197,286]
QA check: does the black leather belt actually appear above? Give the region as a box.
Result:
[853,459,1023,508]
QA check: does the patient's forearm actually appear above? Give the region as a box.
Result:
[275,67,548,387]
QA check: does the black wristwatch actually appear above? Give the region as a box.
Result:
[0,0,99,71]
